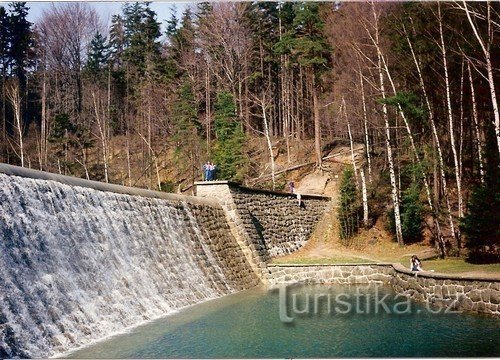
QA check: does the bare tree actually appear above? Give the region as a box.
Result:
[368,3,403,245]
[5,79,24,167]
[438,3,464,224]
[459,1,500,156]
[404,19,455,253]
[39,3,102,115]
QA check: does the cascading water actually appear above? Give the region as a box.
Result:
[0,172,258,358]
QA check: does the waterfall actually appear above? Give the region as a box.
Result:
[0,172,258,358]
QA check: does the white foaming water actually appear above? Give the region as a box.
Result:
[0,173,243,358]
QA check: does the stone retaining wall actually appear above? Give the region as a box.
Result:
[266,264,394,285]
[391,264,499,316]
[266,264,500,316]
[195,181,330,281]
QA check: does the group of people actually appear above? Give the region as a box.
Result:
[203,161,217,181]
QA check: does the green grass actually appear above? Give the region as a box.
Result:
[270,256,372,265]
[422,258,500,275]
[271,255,500,276]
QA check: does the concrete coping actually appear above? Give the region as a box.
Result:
[0,163,221,208]
[268,262,500,283]
[195,180,331,200]
[268,263,393,267]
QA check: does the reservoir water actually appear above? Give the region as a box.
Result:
[67,284,499,358]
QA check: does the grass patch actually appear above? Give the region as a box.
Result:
[422,258,500,275]
[270,256,372,265]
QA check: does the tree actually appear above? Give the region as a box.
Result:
[171,80,203,185]
[400,182,424,243]
[39,2,102,114]
[338,166,362,242]
[86,32,109,76]
[213,91,246,181]
[281,2,331,168]
[8,2,33,91]
[0,6,10,153]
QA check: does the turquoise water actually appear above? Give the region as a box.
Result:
[67,285,499,358]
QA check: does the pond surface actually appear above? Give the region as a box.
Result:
[67,284,499,358]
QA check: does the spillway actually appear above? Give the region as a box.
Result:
[0,170,258,358]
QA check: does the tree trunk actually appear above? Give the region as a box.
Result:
[311,71,322,169]
[462,1,500,156]
[344,97,359,188]
[371,4,403,245]
[359,64,372,182]
[6,80,24,167]
[467,61,485,184]
[439,4,464,229]
[361,168,369,227]
[405,20,455,254]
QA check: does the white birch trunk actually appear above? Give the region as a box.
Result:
[371,4,403,245]
[405,21,456,252]
[361,168,369,227]
[462,1,500,156]
[359,65,372,182]
[6,81,24,167]
[439,4,464,222]
[343,97,359,188]
[381,55,434,213]
[92,91,109,183]
[467,61,485,184]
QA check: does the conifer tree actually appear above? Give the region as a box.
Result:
[213,91,246,181]
[338,166,362,242]
[86,32,109,77]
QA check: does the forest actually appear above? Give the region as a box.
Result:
[0,1,498,260]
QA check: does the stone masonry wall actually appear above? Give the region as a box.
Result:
[266,264,394,286]
[266,264,500,316]
[229,185,330,258]
[391,264,499,316]
[195,181,331,282]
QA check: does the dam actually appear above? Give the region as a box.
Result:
[0,164,329,357]
[0,164,498,358]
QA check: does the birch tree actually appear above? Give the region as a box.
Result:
[459,1,500,156]
[467,61,485,184]
[369,3,403,245]
[404,19,455,253]
[6,79,24,167]
[438,3,464,223]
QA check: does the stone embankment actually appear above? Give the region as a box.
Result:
[266,264,500,316]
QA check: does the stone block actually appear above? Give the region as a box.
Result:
[490,290,500,304]
[434,285,443,298]
[481,289,491,303]
[468,289,482,302]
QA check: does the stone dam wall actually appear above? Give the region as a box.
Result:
[0,164,260,358]
[195,181,330,279]
[266,264,500,316]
